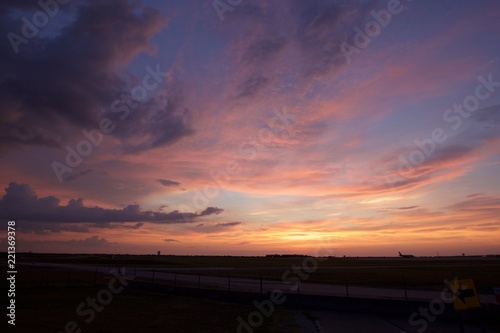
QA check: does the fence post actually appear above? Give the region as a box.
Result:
[94,266,98,286]
[260,275,263,294]
[481,308,487,333]
[458,313,465,333]
[67,268,72,286]
[345,279,349,297]
[40,268,45,286]
[152,269,155,284]
[198,274,201,289]
[228,274,231,291]
[402,275,408,301]
[174,272,177,286]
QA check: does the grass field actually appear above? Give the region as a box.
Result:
[11,287,301,332]
[10,253,500,292]
[7,269,301,333]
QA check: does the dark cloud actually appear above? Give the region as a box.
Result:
[24,221,145,235]
[215,221,242,227]
[20,235,113,252]
[426,145,474,165]
[376,145,472,192]
[189,221,242,234]
[233,241,250,245]
[379,103,500,192]
[0,0,49,14]
[409,104,500,170]
[66,169,94,181]
[236,75,269,99]
[67,235,110,247]
[94,222,144,230]
[163,238,179,242]
[292,0,376,77]
[448,195,500,213]
[467,104,500,144]
[221,2,267,20]
[369,172,432,193]
[242,37,287,64]
[0,182,223,233]
[471,104,500,125]
[467,193,485,198]
[200,207,223,216]
[105,80,194,153]
[0,0,192,154]
[230,0,376,100]
[156,179,181,187]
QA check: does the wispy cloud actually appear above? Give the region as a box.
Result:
[164,238,180,242]
[156,179,181,187]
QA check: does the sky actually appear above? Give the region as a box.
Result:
[0,0,499,256]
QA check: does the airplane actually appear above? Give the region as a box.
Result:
[399,251,415,258]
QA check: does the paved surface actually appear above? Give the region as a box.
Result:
[312,311,495,333]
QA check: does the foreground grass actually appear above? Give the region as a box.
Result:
[11,286,301,333]
[4,268,302,332]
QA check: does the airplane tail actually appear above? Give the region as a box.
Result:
[398,251,402,256]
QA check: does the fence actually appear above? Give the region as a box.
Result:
[15,264,498,305]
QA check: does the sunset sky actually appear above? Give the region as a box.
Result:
[1,0,499,256]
